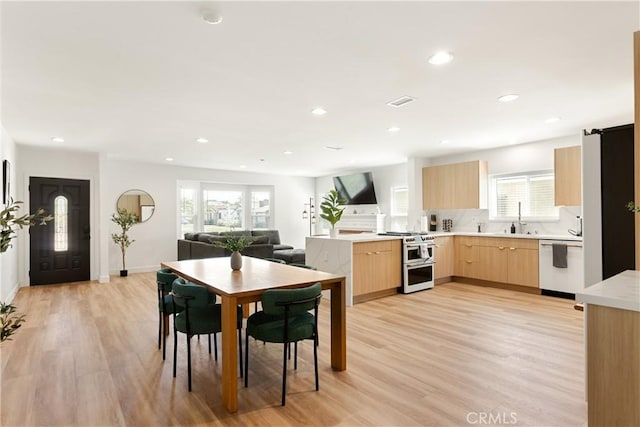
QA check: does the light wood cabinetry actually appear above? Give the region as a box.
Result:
[454,236,539,288]
[434,236,454,280]
[422,160,488,209]
[635,31,640,269]
[554,145,582,206]
[352,240,401,298]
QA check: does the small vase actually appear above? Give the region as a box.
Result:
[230,251,242,270]
[329,228,338,238]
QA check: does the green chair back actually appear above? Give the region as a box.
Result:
[172,278,213,308]
[262,282,322,317]
[157,268,179,292]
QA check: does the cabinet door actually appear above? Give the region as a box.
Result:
[507,248,539,287]
[353,252,378,296]
[453,161,488,209]
[352,240,401,295]
[434,236,454,279]
[423,165,455,209]
[554,146,582,206]
[477,245,508,282]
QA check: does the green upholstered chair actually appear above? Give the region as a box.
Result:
[171,278,243,391]
[244,282,322,406]
[157,268,182,360]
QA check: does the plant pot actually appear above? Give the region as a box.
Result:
[329,228,338,238]
[230,251,242,270]
[120,270,128,277]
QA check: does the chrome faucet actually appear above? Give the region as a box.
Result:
[518,201,526,234]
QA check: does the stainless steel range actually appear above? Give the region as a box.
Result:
[381,232,435,293]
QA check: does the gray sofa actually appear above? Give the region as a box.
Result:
[177,229,294,261]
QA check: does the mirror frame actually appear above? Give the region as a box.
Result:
[116,189,155,223]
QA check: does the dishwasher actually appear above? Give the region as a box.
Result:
[539,240,584,295]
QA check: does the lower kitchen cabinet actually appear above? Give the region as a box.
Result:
[434,236,454,280]
[454,236,539,288]
[352,240,402,298]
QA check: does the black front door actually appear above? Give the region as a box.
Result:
[29,177,90,285]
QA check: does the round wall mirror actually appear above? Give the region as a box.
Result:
[116,189,155,223]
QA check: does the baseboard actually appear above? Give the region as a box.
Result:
[353,288,398,304]
[99,275,110,283]
[452,276,541,295]
[435,277,452,285]
[2,283,20,304]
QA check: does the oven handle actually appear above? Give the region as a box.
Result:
[405,260,435,268]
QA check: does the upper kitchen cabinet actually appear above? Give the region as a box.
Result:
[422,160,488,209]
[554,145,582,206]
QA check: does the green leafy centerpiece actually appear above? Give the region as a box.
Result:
[211,235,254,270]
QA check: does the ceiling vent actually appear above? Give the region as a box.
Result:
[386,96,416,108]
[324,146,344,151]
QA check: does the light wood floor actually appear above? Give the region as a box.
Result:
[1,273,587,426]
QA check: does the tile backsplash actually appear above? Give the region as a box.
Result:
[418,206,582,237]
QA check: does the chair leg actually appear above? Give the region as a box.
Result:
[162,315,167,361]
[238,329,243,378]
[282,341,288,406]
[294,341,298,370]
[208,334,212,354]
[158,310,162,349]
[173,327,178,378]
[244,331,249,388]
[314,335,319,391]
[214,332,218,361]
[187,335,192,392]
[288,342,291,360]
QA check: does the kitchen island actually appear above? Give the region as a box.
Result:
[576,270,640,426]
[306,234,402,305]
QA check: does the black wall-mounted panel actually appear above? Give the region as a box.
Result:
[600,124,635,280]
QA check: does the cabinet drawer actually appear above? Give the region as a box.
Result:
[353,240,394,254]
[503,238,539,250]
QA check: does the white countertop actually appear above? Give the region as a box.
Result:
[307,232,582,242]
[576,270,640,312]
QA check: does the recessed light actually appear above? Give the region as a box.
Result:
[545,117,561,123]
[196,137,208,143]
[165,157,174,162]
[428,51,453,65]
[498,94,519,103]
[311,107,327,116]
[440,140,450,145]
[51,136,64,143]
[283,150,293,155]
[202,10,222,24]
[388,126,400,132]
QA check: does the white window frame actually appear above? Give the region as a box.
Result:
[390,186,408,217]
[177,181,274,237]
[489,170,559,222]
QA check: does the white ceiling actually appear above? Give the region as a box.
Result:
[1,1,638,177]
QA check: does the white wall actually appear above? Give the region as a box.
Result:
[105,159,314,276]
[582,133,603,286]
[15,146,101,285]
[0,124,18,302]
[314,163,408,233]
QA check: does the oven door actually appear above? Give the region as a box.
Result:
[402,262,434,293]
[405,244,433,263]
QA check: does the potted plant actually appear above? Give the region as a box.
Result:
[320,189,346,238]
[1,199,52,344]
[111,208,138,277]
[211,235,254,270]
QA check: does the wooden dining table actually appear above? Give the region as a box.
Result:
[160,256,347,413]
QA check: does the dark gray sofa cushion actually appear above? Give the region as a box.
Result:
[220,230,252,237]
[273,244,294,251]
[251,230,281,245]
[198,233,221,243]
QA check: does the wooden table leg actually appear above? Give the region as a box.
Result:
[330,278,347,370]
[221,295,238,412]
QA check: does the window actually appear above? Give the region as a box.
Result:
[390,186,408,216]
[177,182,274,236]
[490,171,558,220]
[54,195,68,251]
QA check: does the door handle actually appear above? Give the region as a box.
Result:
[498,246,505,250]
[509,247,516,251]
